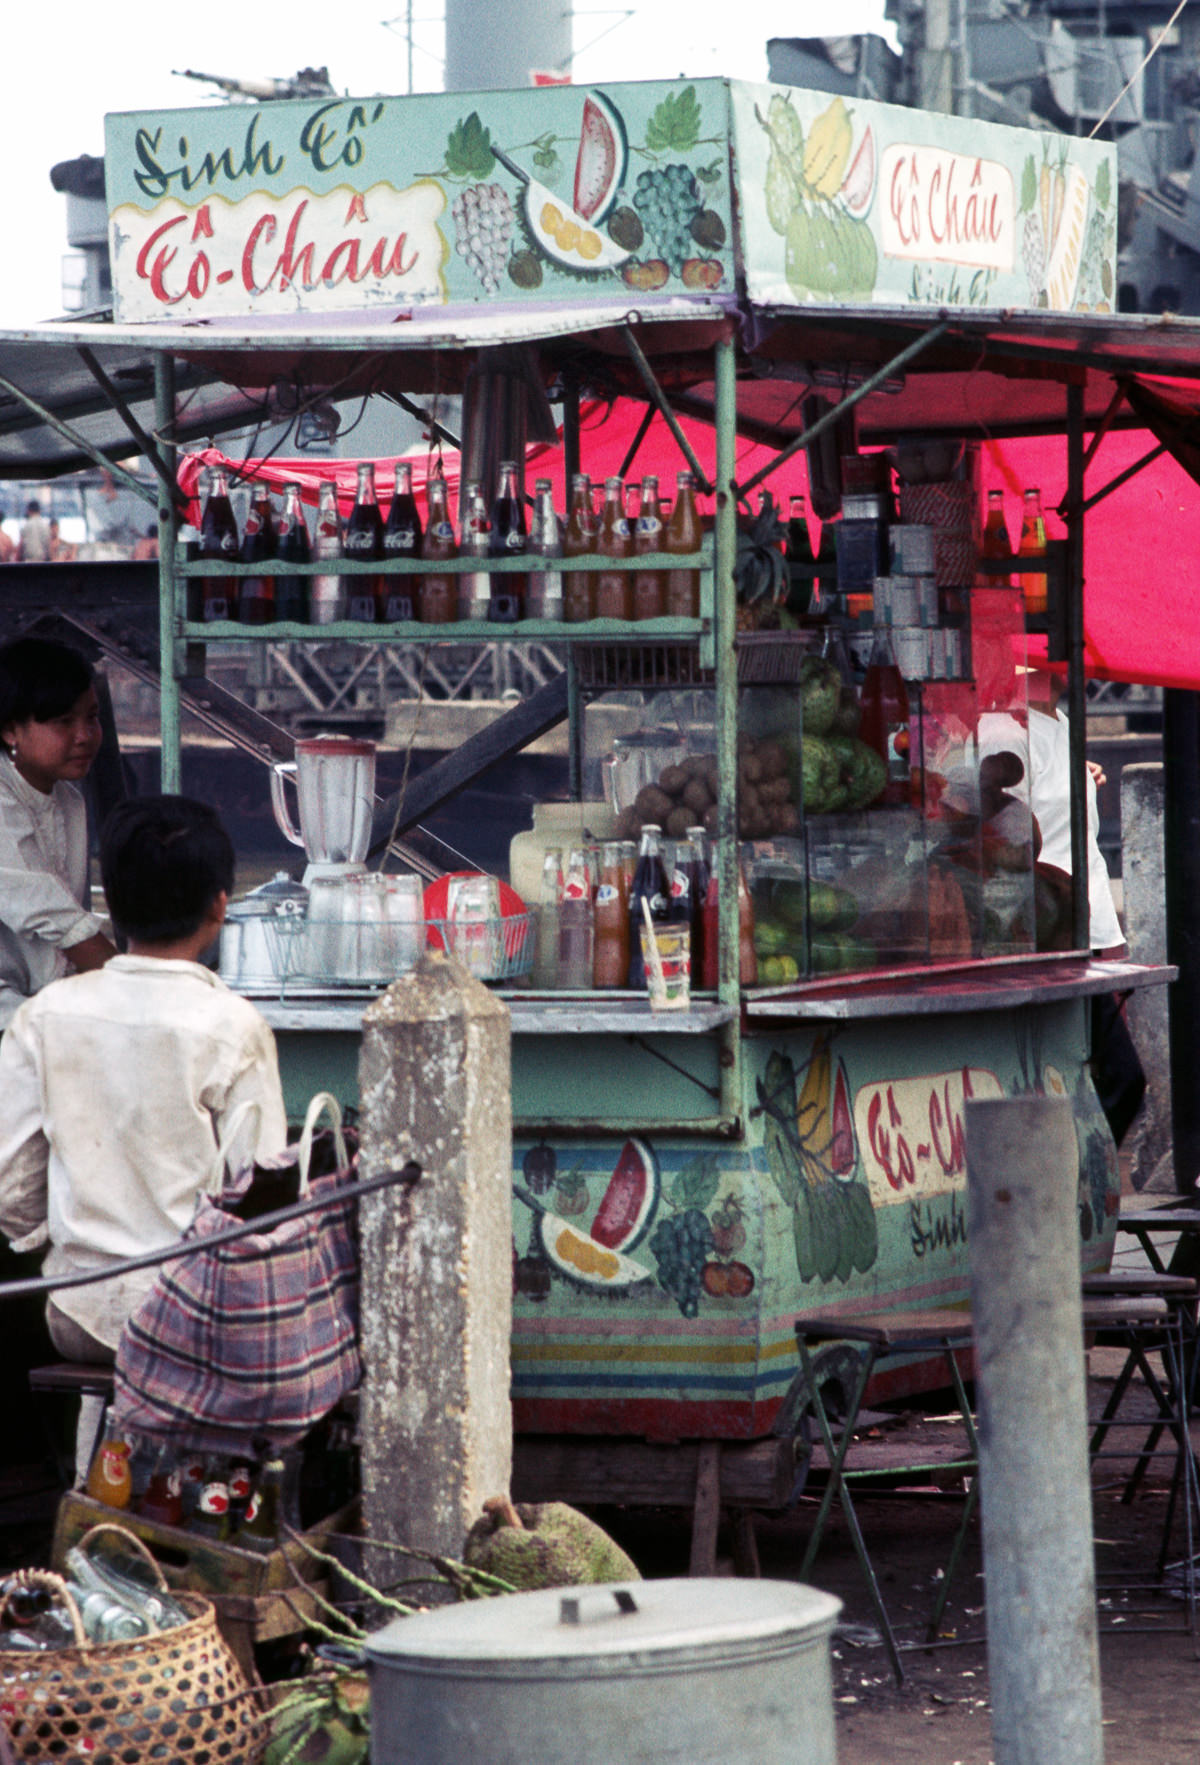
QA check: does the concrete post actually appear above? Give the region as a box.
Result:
[357,951,513,1584]
[1120,762,1172,1190]
[965,1095,1104,1765]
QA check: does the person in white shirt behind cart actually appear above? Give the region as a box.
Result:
[0,637,116,1031]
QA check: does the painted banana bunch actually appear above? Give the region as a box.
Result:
[1019,144,1114,313]
[757,93,878,302]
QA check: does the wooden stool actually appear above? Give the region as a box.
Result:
[28,1363,115,1488]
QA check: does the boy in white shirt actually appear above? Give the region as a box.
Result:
[0,794,288,1366]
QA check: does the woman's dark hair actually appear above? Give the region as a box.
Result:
[101,795,235,945]
[0,637,95,728]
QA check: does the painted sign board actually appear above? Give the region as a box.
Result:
[104,78,1117,324]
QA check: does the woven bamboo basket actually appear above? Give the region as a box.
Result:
[0,1527,266,1764]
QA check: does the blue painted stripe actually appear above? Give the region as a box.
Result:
[511,1367,795,1395]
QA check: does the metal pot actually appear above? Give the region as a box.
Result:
[364,1577,841,1764]
[218,872,308,989]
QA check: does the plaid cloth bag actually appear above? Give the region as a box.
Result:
[113,1093,360,1453]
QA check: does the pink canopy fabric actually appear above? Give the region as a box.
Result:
[179,399,1200,691]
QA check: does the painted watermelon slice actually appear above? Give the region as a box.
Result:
[538,1212,651,1291]
[590,1137,660,1251]
[573,91,627,224]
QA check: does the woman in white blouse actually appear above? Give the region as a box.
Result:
[0,637,116,1029]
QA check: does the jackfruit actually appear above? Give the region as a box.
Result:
[463,1497,641,1589]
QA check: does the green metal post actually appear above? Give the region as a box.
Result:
[155,354,182,792]
[714,335,742,1135]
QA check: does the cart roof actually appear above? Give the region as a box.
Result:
[3,301,1200,478]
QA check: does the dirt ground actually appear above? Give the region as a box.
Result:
[605,1350,1200,1765]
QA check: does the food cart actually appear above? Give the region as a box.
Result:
[0,78,1184,1490]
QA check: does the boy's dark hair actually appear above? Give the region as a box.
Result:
[0,637,94,728]
[101,795,235,944]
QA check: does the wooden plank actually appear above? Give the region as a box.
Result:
[368,672,569,848]
[512,1436,793,1509]
[731,1510,761,1578]
[688,1442,721,1577]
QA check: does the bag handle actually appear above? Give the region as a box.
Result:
[297,1091,347,1193]
[0,1569,88,1650]
[76,1523,169,1591]
[205,1098,263,1195]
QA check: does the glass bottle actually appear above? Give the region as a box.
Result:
[979,487,1012,587]
[238,1458,284,1553]
[310,479,346,624]
[86,1431,132,1510]
[190,1459,232,1540]
[488,459,527,623]
[737,854,758,987]
[785,493,817,618]
[665,836,693,928]
[592,840,629,988]
[630,474,665,620]
[137,1443,184,1528]
[593,475,633,620]
[859,599,912,807]
[274,481,311,623]
[526,478,563,620]
[1017,485,1048,616]
[618,840,638,900]
[382,461,422,621]
[664,469,702,617]
[344,461,385,622]
[562,472,598,622]
[627,823,671,990]
[198,465,239,622]
[533,846,563,989]
[238,483,276,625]
[815,515,839,617]
[684,826,711,981]
[458,479,491,620]
[557,847,595,989]
[419,469,458,624]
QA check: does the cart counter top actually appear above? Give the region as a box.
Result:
[247,958,1171,1032]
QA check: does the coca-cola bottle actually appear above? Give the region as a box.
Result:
[274,481,311,623]
[382,461,422,621]
[627,823,671,990]
[419,468,458,624]
[682,827,710,977]
[594,475,633,620]
[488,459,526,623]
[458,479,491,620]
[785,494,817,618]
[311,480,346,624]
[526,479,563,620]
[562,472,597,622]
[238,483,276,625]
[344,462,385,622]
[198,466,239,622]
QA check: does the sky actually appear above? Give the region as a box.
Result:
[0,0,891,328]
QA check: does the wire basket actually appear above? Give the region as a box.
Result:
[426,912,534,982]
[0,1542,265,1764]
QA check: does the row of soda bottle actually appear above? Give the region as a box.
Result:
[85,1427,292,1552]
[778,485,1050,617]
[535,825,757,992]
[190,459,704,626]
[0,1546,194,1651]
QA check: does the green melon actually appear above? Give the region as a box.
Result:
[590,1137,660,1251]
[573,90,627,223]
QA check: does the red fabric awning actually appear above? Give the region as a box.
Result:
[180,394,1200,691]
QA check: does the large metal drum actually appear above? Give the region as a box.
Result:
[364,1577,842,1764]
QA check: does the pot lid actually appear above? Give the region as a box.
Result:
[364,1578,840,1673]
[227,872,308,919]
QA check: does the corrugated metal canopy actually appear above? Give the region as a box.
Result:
[4,300,1200,476]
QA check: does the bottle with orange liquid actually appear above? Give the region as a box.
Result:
[664,470,702,618]
[562,472,598,622]
[633,474,666,619]
[86,1430,133,1510]
[979,488,1013,586]
[594,476,633,620]
[1017,485,1048,616]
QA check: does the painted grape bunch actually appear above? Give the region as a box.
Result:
[452,182,516,293]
